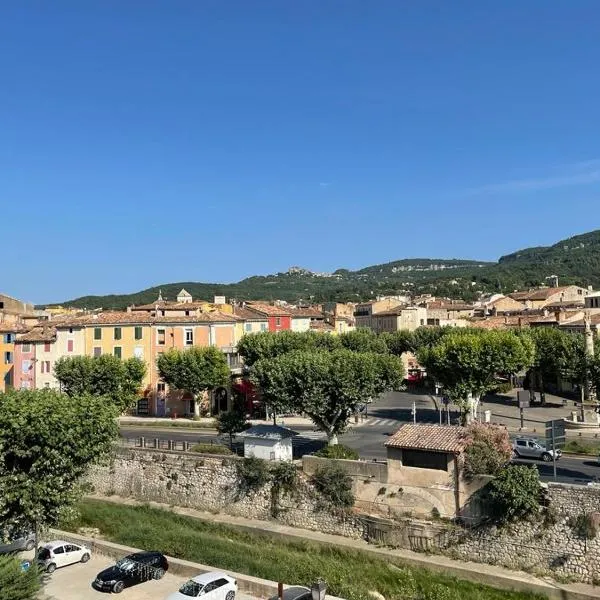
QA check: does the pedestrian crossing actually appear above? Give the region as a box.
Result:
[355,418,402,428]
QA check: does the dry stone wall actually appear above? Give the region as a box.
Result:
[88,448,364,539]
[445,483,600,584]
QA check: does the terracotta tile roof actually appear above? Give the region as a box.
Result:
[560,314,600,327]
[153,311,240,324]
[287,307,325,319]
[0,323,29,334]
[17,326,57,343]
[372,306,411,317]
[509,286,576,302]
[426,301,474,311]
[309,321,335,331]
[385,424,467,453]
[130,302,167,311]
[233,307,268,321]
[245,302,292,317]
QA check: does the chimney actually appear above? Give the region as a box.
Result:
[518,317,523,328]
[555,310,561,323]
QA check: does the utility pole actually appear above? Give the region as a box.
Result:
[412,401,416,424]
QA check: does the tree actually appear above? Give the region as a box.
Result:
[0,389,118,548]
[311,463,354,508]
[252,349,404,444]
[339,329,389,354]
[216,411,250,449]
[487,465,540,522]
[0,555,40,600]
[462,423,512,480]
[157,347,230,414]
[409,326,452,353]
[54,355,146,411]
[418,330,534,422]
[380,330,413,356]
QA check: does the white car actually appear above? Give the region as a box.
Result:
[37,540,91,573]
[166,571,237,600]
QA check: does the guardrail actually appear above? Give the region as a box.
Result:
[119,436,243,455]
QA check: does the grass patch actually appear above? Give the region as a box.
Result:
[562,439,600,455]
[62,499,546,600]
[121,419,216,429]
[190,443,232,455]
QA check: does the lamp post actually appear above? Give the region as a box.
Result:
[311,580,327,600]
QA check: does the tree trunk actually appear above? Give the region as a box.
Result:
[327,432,338,446]
[229,432,234,450]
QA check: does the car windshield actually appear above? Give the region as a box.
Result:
[116,558,137,572]
[179,580,203,596]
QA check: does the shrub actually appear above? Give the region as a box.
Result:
[314,444,359,460]
[487,465,540,522]
[568,513,597,541]
[270,462,299,516]
[190,443,232,455]
[236,457,270,495]
[462,423,512,480]
[0,555,40,600]
[311,464,354,509]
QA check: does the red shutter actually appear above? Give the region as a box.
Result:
[67,340,74,352]
[44,343,50,352]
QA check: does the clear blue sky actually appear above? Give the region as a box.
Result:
[2,1,600,303]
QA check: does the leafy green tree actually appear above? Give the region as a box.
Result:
[216,411,250,449]
[462,423,512,480]
[0,555,40,600]
[409,326,452,353]
[54,355,146,411]
[339,329,389,354]
[0,389,118,548]
[252,350,404,444]
[419,330,534,422]
[311,463,354,508]
[380,330,413,356]
[487,465,540,522]
[157,347,230,412]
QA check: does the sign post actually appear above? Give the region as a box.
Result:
[517,391,530,430]
[411,401,416,424]
[545,419,566,481]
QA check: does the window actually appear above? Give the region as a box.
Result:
[22,360,31,373]
[402,449,448,471]
[157,382,166,393]
[260,323,267,332]
[420,319,425,326]
[185,311,190,316]
[94,327,102,340]
[245,323,252,332]
[53,546,65,555]
[44,342,50,352]
[21,344,31,354]
[134,346,143,359]
[93,347,102,358]
[134,326,143,340]
[4,352,13,365]
[4,333,13,343]
[275,317,281,327]
[157,329,166,345]
[184,328,193,346]
[67,339,74,352]
[41,361,50,373]
[114,327,122,340]
[68,327,73,334]
[114,346,122,359]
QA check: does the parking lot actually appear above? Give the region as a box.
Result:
[21,551,258,600]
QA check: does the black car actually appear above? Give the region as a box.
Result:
[269,587,312,600]
[92,551,169,594]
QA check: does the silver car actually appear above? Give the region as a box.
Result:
[513,437,561,462]
[0,531,35,554]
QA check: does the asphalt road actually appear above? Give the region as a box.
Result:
[120,390,600,486]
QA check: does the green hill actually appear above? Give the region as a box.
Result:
[48,230,600,309]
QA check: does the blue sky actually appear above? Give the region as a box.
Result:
[2,1,600,303]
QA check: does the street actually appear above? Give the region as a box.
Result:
[120,390,600,485]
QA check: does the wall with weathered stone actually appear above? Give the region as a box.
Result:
[444,483,600,584]
[88,448,364,539]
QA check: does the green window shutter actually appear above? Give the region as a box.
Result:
[114,347,122,359]
[135,326,143,340]
[94,328,102,340]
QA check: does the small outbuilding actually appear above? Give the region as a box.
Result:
[237,425,298,461]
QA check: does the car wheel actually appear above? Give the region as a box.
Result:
[25,540,35,552]
[46,563,56,574]
[80,553,90,563]
[542,453,553,462]
[153,568,165,580]
[113,581,125,594]
[226,591,235,600]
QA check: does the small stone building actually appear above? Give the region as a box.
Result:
[385,424,486,518]
[238,425,297,461]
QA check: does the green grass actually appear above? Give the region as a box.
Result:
[62,500,546,600]
[121,419,216,429]
[190,443,232,455]
[562,439,600,455]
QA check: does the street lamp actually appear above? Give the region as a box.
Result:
[311,580,327,600]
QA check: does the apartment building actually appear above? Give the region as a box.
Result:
[0,324,27,391]
[371,306,427,333]
[509,285,591,310]
[353,299,404,329]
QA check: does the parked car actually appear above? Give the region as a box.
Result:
[166,571,237,600]
[268,586,312,600]
[513,438,561,462]
[93,551,168,594]
[37,541,91,573]
[0,531,35,554]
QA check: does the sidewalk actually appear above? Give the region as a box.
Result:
[119,415,317,429]
[88,495,600,600]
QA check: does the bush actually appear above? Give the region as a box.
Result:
[190,443,232,455]
[568,513,597,540]
[270,462,299,517]
[487,465,540,522]
[236,457,271,495]
[314,444,359,460]
[311,464,354,509]
[0,555,41,600]
[462,423,512,480]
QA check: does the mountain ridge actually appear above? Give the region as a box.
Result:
[48,229,600,310]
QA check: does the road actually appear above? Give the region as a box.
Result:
[120,390,600,485]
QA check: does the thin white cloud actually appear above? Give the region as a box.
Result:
[319,182,331,187]
[465,159,600,195]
